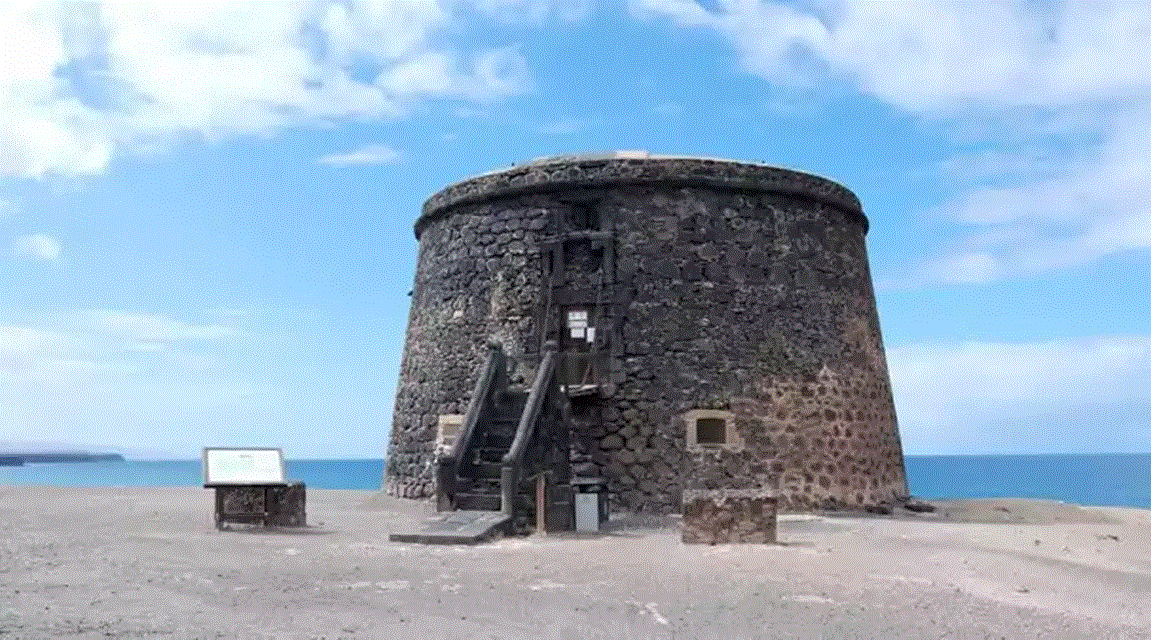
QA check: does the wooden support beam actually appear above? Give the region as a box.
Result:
[536,474,547,534]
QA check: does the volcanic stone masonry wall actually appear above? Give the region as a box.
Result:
[385,154,910,513]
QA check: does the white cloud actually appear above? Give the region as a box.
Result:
[905,107,1151,283]
[0,325,85,362]
[318,144,401,166]
[453,105,491,119]
[635,1,1151,114]
[931,146,1068,187]
[914,251,1001,285]
[82,309,240,343]
[1,310,243,378]
[202,307,247,319]
[471,0,593,23]
[538,117,588,134]
[888,335,1151,454]
[634,1,1151,282]
[0,309,259,453]
[12,233,61,261]
[0,1,534,178]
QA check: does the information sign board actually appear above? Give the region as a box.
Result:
[203,447,285,486]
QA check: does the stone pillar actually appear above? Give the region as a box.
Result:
[267,482,306,527]
[681,448,776,544]
[682,489,777,544]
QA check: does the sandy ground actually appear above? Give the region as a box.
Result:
[2,487,1150,639]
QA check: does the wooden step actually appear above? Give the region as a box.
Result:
[458,494,535,511]
[473,447,508,463]
[490,417,519,426]
[482,433,515,448]
[454,492,501,511]
[497,393,528,416]
[457,477,502,493]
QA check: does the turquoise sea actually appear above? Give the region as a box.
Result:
[1,454,1149,510]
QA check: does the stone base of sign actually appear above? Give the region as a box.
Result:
[267,482,306,527]
[681,489,777,544]
[214,482,306,529]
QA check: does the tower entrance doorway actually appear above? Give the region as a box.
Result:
[561,306,600,393]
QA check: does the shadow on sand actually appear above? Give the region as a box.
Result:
[214,524,337,536]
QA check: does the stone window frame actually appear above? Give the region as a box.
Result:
[434,414,464,456]
[683,409,744,453]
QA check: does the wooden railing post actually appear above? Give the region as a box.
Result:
[501,465,516,519]
[535,472,548,533]
[435,458,454,512]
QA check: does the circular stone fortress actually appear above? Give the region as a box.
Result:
[385,151,910,513]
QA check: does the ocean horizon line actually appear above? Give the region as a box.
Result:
[3,455,1149,508]
[105,451,1151,462]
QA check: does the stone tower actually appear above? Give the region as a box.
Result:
[385,152,910,513]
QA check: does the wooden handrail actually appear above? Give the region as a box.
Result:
[439,342,506,507]
[501,346,560,517]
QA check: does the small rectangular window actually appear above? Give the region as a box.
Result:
[695,418,726,446]
[567,204,599,230]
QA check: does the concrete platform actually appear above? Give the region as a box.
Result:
[388,510,511,545]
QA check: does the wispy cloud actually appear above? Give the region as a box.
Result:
[0,2,534,178]
[202,307,247,319]
[12,234,60,261]
[888,335,1151,454]
[633,2,1151,115]
[83,309,242,344]
[471,0,593,23]
[1,310,243,370]
[317,144,401,167]
[453,105,491,119]
[634,1,1151,283]
[0,309,259,453]
[883,107,1151,288]
[931,147,1067,188]
[537,117,588,135]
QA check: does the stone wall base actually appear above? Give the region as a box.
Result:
[267,482,307,527]
[215,482,306,528]
[681,489,776,544]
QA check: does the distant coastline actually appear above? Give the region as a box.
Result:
[0,452,125,467]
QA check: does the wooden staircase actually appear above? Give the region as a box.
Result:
[390,343,572,544]
[451,389,526,513]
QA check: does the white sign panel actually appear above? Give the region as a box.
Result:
[203,448,285,485]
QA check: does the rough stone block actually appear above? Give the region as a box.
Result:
[681,489,776,544]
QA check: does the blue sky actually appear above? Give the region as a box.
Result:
[1,1,1148,459]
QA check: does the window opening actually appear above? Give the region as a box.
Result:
[567,204,599,231]
[695,418,727,446]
